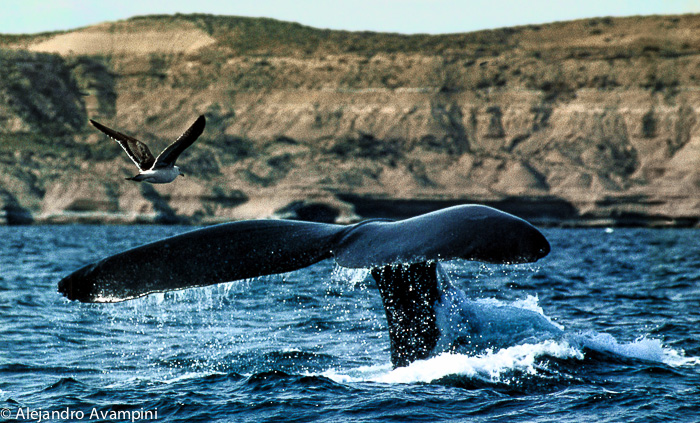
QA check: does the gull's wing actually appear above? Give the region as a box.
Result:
[153,115,206,169]
[89,119,156,171]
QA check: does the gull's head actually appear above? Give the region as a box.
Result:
[175,166,185,177]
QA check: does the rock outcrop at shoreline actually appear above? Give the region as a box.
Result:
[1,14,698,226]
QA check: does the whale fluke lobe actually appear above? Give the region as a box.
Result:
[335,205,549,267]
[58,205,550,367]
[58,219,344,302]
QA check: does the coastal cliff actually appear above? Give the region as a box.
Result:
[1,14,699,225]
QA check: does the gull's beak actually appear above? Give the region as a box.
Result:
[179,173,185,177]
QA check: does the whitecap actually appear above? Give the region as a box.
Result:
[567,331,699,367]
[322,340,583,385]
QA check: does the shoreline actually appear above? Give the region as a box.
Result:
[4,196,698,228]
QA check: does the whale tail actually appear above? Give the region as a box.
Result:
[58,205,550,367]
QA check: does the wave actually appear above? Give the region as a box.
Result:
[323,337,696,388]
[567,331,699,367]
[322,291,697,386]
[323,340,580,384]
[68,260,698,391]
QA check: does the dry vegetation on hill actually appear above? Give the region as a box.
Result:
[1,14,699,225]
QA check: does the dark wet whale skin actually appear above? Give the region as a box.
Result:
[58,205,550,367]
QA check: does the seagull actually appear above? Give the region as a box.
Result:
[89,115,206,184]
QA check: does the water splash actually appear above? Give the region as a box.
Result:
[330,265,371,288]
[320,263,699,385]
[322,339,582,384]
[567,331,698,366]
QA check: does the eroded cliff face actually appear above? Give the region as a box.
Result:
[1,14,698,225]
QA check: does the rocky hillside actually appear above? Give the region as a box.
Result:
[1,14,699,226]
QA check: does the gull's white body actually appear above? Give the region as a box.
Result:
[128,166,182,184]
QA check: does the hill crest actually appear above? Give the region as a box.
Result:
[1,13,699,226]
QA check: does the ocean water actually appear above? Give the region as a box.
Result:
[1,225,699,422]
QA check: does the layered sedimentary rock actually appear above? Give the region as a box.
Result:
[0,14,698,225]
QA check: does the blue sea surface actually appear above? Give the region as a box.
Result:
[1,225,699,422]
